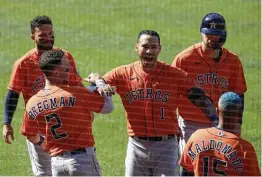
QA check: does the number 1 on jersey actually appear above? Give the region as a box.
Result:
[160,107,165,120]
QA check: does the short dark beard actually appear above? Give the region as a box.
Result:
[37,44,53,51]
[213,49,222,63]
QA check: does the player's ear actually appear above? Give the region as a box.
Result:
[216,107,219,115]
[135,44,138,52]
[30,33,35,40]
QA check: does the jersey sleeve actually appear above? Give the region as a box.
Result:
[179,134,195,172]
[103,68,119,86]
[242,142,261,176]
[8,59,26,93]
[229,58,247,94]
[82,88,105,113]
[103,67,125,93]
[177,68,195,96]
[20,111,39,137]
[65,52,82,86]
[171,54,182,68]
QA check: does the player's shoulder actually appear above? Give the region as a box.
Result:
[14,48,37,65]
[25,93,41,111]
[164,62,188,76]
[238,137,256,151]
[108,62,134,74]
[175,43,200,59]
[192,128,208,137]
[223,47,242,61]
[61,85,90,95]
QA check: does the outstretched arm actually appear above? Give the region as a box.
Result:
[187,87,218,126]
[3,90,20,144]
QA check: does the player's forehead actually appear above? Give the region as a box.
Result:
[137,34,159,46]
[34,24,53,34]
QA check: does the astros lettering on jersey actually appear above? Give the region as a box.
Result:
[103,60,194,137]
[172,43,247,123]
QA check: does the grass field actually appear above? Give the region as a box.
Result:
[0,0,260,175]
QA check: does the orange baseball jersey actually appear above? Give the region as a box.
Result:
[172,43,247,123]
[180,127,261,176]
[20,85,104,156]
[103,60,194,137]
[8,48,82,104]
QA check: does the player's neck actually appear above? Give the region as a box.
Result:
[44,79,63,89]
[139,61,157,73]
[217,122,241,134]
[201,42,221,59]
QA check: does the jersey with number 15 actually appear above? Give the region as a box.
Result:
[180,127,261,176]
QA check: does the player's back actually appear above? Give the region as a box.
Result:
[180,127,261,176]
[25,85,104,156]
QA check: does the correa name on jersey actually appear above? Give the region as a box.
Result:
[125,88,170,104]
[28,96,76,120]
[196,73,229,89]
[188,139,243,172]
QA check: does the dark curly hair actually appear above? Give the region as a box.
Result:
[30,15,52,33]
[137,30,160,44]
[39,49,64,76]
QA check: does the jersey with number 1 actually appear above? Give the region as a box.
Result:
[103,60,194,137]
[180,127,261,176]
[20,85,104,156]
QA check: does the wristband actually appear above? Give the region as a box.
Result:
[36,135,45,146]
[95,79,106,88]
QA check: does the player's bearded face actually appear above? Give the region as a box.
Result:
[136,35,161,69]
[32,24,54,51]
[202,34,222,49]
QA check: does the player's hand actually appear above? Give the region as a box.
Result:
[84,73,102,84]
[3,124,14,144]
[98,84,116,97]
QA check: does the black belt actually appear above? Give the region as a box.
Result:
[61,148,86,156]
[132,134,176,141]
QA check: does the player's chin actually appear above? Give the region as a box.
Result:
[37,44,54,51]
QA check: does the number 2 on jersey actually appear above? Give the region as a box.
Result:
[45,113,68,140]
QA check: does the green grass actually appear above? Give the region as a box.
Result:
[0,0,260,175]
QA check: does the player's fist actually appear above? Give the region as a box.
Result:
[84,73,102,84]
[3,124,15,144]
[98,84,116,97]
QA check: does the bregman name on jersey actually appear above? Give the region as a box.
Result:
[188,139,243,172]
[28,96,76,120]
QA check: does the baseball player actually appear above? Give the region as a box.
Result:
[20,49,115,176]
[86,30,218,176]
[172,13,247,154]
[180,92,260,176]
[2,16,82,176]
